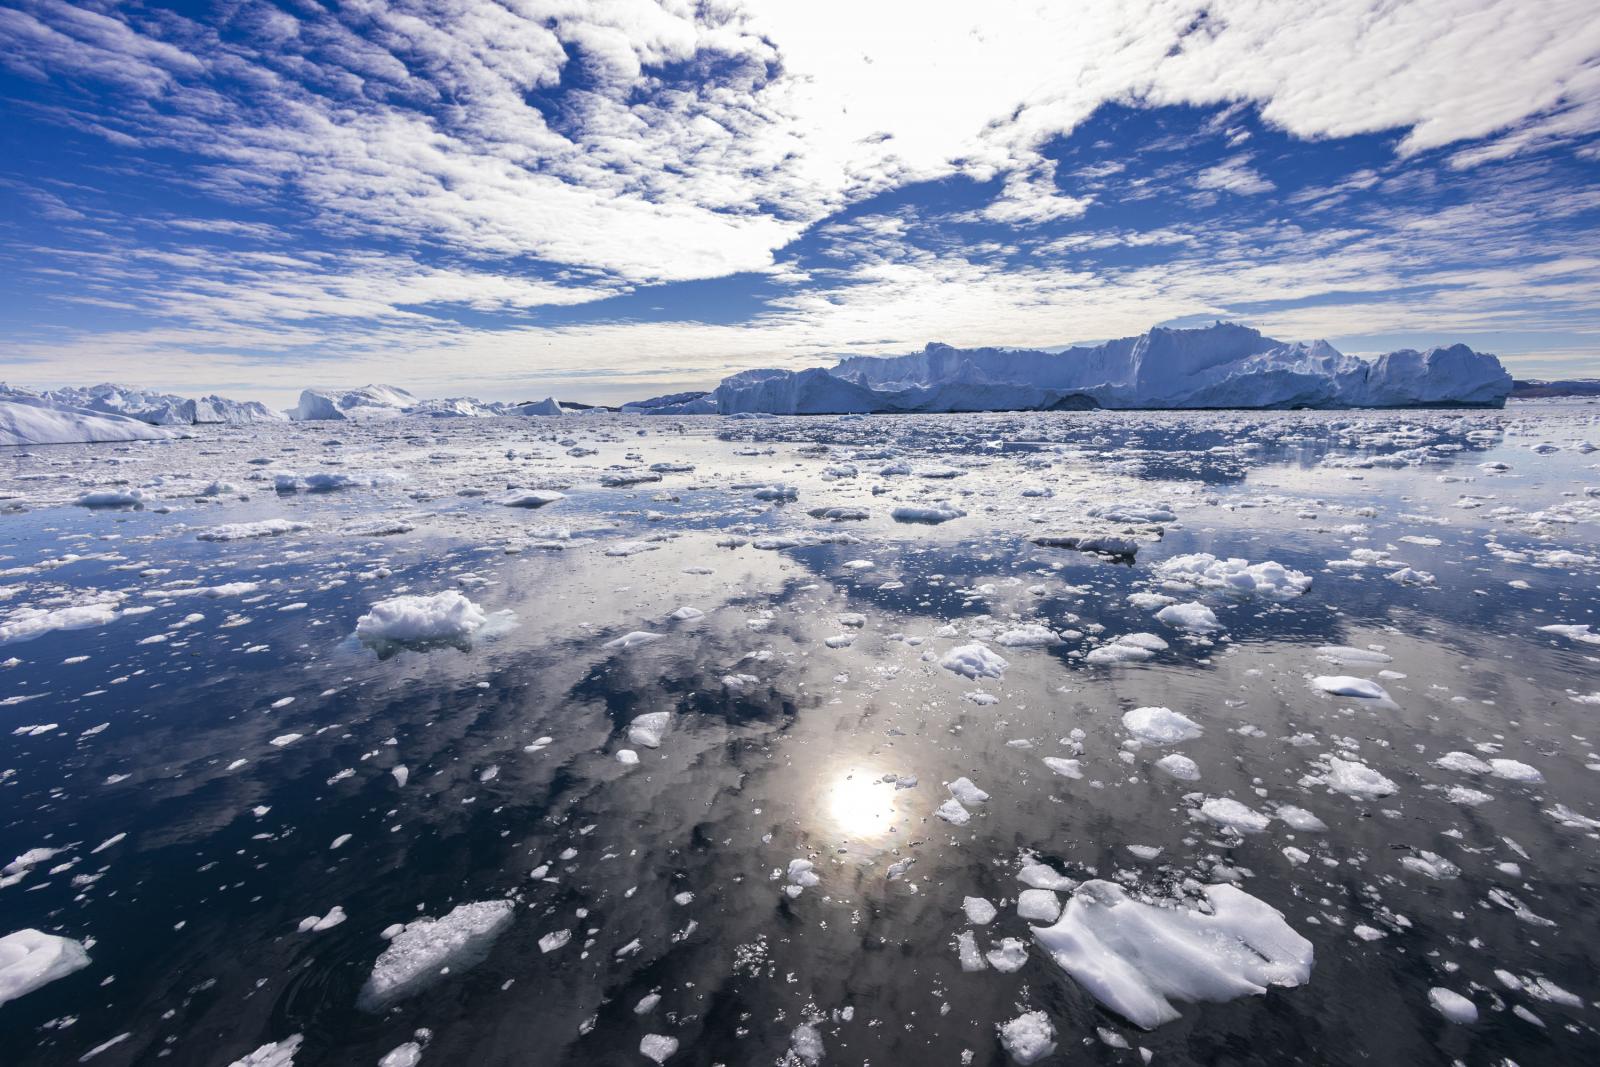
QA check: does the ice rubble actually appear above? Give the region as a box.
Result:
[635,323,1513,414]
[358,900,514,1010]
[355,591,490,645]
[1032,880,1313,1029]
[0,928,92,1007]
[1155,554,1312,599]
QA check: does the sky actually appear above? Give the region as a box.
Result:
[1,0,1598,406]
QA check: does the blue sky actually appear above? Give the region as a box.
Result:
[1,0,1598,405]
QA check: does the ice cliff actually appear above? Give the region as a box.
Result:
[638,323,1513,415]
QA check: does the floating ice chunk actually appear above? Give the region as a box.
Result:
[1433,751,1491,774]
[986,937,1029,972]
[0,602,121,646]
[1488,759,1542,783]
[668,606,704,621]
[1537,623,1600,645]
[753,484,798,501]
[627,712,672,749]
[786,858,820,897]
[994,624,1058,647]
[599,471,662,488]
[1122,707,1203,744]
[1308,756,1398,799]
[1018,863,1074,891]
[936,798,971,825]
[1447,786,1493,806]
[1156,602,1221,632]
[808,506,869,521]
[947,776,990,806]
[1428,987,1478,1024]
[356,591,490,646]
[997,1010,1056,1065]
[1032,880,1313,1030]
[378,1041,424,1067]
[1311,676,1392,702]
[956,929,986,971]
[940,642,1008,679]
[496,489,565,508]
[297,906,347,932]
[1017,889,1062,923]
[1086,633,1167,665]
[963,897,998,925]
[788,1023,824,1065]
[357,900,514,1010]
[1316,646,1392,666]
[226,1035,303,1067]
[1400,852,1459,879]
[1275,806,1327,832]
[605,631,665,650]
[0,929,91,1007]
[1030,532,1140,557]
[1155,554,1312,600]
[640,1034,679,1063]
[616,749,639,765]
[1154,754,1200,781]
[891,505,966,524]
[538,930,571,954]
[1043,757,1083,779]
[391,765,409,787]
[196,519,312,541]
[77,489,148,508]
[1198,797,1271,834]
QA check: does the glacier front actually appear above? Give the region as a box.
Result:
[637,323,1513,415]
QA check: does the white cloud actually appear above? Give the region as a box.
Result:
[1,0,1597,396]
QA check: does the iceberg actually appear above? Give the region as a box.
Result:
[649,323,1512,415]
[2,382,281,427]
[1,393,177,447]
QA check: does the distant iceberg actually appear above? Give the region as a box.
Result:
[288,386,570,420]
[635,323,1513,414]
[2,382,281,426]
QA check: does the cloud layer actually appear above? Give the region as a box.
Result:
[1,0,1597,399]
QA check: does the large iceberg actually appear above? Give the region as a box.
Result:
[0,393,177,447]
[642,323,1512,415]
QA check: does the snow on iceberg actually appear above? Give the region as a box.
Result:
[357,900,514,1010]
[0,928,92,1007]
[1032,880,1313,1029]
[652,323,1511,415]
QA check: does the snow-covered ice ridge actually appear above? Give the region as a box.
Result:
[631,322,1514,414]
